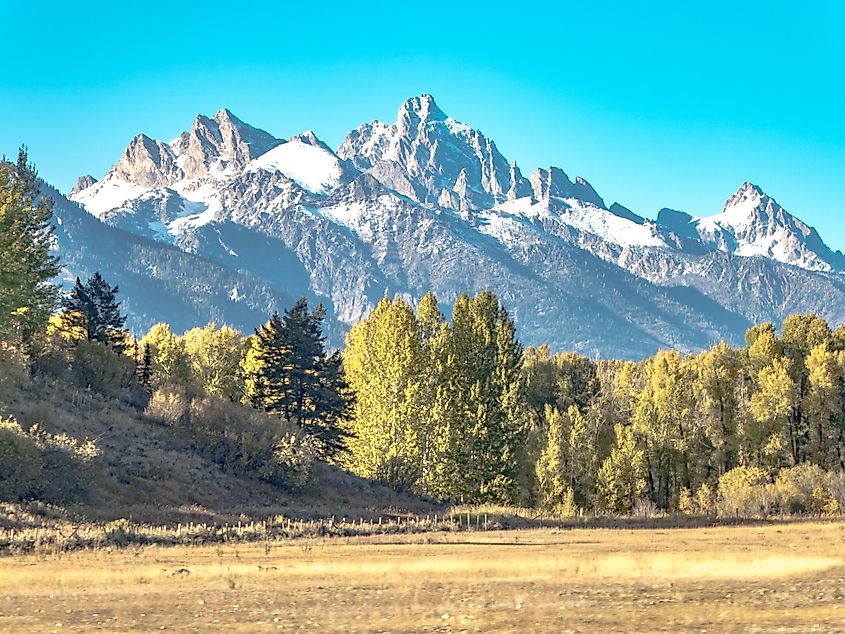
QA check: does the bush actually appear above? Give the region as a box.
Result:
[145,389,318,489]
[146,384,191,426]
[772,464,836,515]
[694,482,716,516]
[70,340,136,398]
[0,417,99,503]
[717,466,774,517]
[828,472,845,514]
[0,418,43,500]
[0,343,28,404]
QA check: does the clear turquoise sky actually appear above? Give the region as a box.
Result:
[2,1,843,245]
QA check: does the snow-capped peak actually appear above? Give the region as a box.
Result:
[245,133,349,194]
[171,108,282,179]
[693,182,844,272]
[338,93,530,211]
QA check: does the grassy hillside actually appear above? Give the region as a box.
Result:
[0,370,437,526]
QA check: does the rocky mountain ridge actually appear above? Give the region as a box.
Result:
[59,94,845,357]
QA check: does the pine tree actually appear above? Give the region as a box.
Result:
[277,299,325,421]
[242,301,351,458]
[63,272,128,352]
[138,343,153,393]
[278,298,350,458]
[243,312,286,412]
[0,148,60,342]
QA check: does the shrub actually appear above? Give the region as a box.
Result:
[677,488,693,514]
[0,416,99,503]
[827,472,845,514]
[146,390,317,489]
[694,482,716,516]
[0,418,43,500]
[717,466,773,517]
[0,343,28,404]
[70,340,136,397]
[265,431,321,488]
[772,464,835,515]
[146,385,191,426]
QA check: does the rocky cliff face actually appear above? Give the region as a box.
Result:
[63,94,845,357]
[338,94,532,212]
[171,108,282,179]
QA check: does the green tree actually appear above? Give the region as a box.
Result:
[596,424,647,514]
[746,356,796,470]
[443,291,528,504]
[0,148,59,342]
[242,312,286,412]
[140,323,195,390]
[63,272,128,352]
[342,297,425,489]
[183,322,246,402]
[691,341,741,476]
[631,349,696,508]
[535,405,594,513]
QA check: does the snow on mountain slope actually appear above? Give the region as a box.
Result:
[490,196,667,250]
[246,136,346,194]
[61,94,845,358]
[691,182,845,272]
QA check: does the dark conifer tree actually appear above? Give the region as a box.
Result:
[63,271,128,352]
[245,299,352,458]
[0,147,60,342]
[138,342,153,392]
[246,312,287,412]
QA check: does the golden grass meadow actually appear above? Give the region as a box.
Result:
[2,520,845,632]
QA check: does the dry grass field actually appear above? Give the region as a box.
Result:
[1,521,844,632]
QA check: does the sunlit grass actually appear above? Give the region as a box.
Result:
[2,521,845,632]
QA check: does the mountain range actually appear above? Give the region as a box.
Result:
[45,94,845,358]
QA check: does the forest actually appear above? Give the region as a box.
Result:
[2,150,845,518]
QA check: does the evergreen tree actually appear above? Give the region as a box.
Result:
[138,342,153,393]
[243,312,286,412]
[0,148,60,342]
[243,301,350,459]
[63,272,128,352]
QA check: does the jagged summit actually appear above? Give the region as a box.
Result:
[338,93,531,211]
[171,108,282,179]
[70,174,97,196]
[691,183,845,272]
[112,133,182,188]
[62,95,845,358]
[398,93,447,125]
[529,167,605,208]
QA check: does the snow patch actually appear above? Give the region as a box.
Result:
[70,177,147,218]
[247,140,343,194]
[494,197,666,248]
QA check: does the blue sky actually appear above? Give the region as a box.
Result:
[2,1,843,245]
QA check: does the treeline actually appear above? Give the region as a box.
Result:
[3,150,845,516]
[344,296,845,515]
